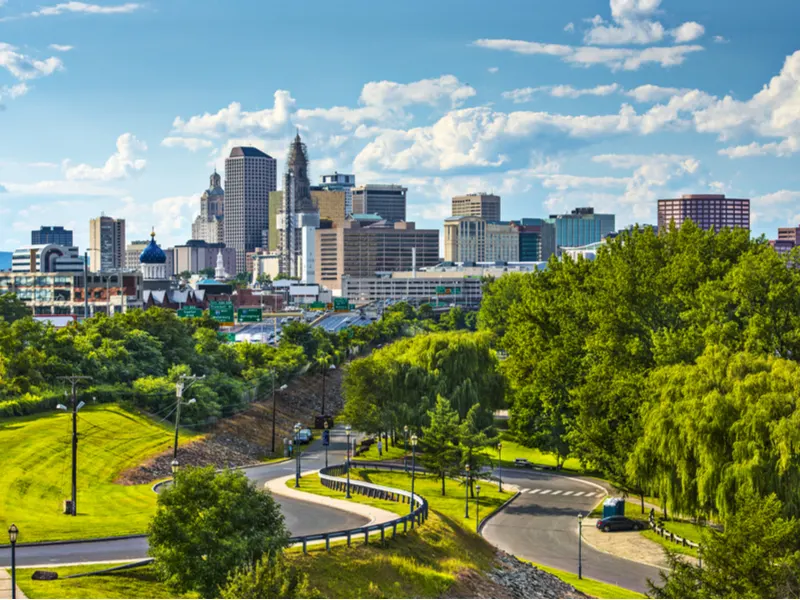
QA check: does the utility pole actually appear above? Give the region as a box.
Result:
[57,375,92,516]
[174,374,204,459]
[83,251,89,319]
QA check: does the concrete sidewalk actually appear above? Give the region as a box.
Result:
[265,470,400,526]
[0,569,26,599]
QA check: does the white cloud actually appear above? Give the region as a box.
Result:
[610,0,661,19]
[584,18,665,45]
[31,2,141,16]
[64,133,147,181]
[487,66,499,74]
[503,84,620,103]
[474,38,703,71]
[161,137,214,152]
[671,22,705,43]
[0,180,125,196]
[713,35,728,44]
[718,137,799,158]
[0,43,63,81]
[48,44,73,52]
[625,84,688,102]
[0,82,28,99]
[754,190,800,206]
[359,75,476,110]
[564,22,575,33]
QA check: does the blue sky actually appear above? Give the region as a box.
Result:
[1,0,799,252]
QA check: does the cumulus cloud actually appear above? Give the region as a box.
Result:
[64,133,147,180]
[610,0,661,20]
[161,137,214,152]
[31,2,140,16]
[564,22,575,33]
[713,35,728,44]
[0,43,63,81]
[503,84,620,103]
[48,44,73,52]
[0,180,125,196]
[719,137,799,158]
[754,190,800,206]
[625,84,688,102]
[671,22,705,43]
[584,18,665,45]
[487,66,499,74]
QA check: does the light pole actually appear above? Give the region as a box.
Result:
[173,396,196,459]
[345,425,352,498]
[170,459,179,475]
[475,484,481,531]
[294,423,301,488]
[403,425,409,472]
[497,442,503,493]
[57,375,91,517]
[8,524,18,600]
[324,420,329,469]
[410,434,418,513]
[578,512,584,579]
[464,464,471,518]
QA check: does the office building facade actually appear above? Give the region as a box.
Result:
[657,194,750,232]
[316,219,439,293]
[89,216,126,271]
[352,184,407,222]
[547,207,615,253]
[12,244,84,273]
[515,218,556,262]
[192,170,225,244]
[452,193,501,221]
[224,146,277,273]
[443,216,519,263]
[125,241,149,271]
[31,226,73,246]
[173,240,236,277]
[319,172,355,216]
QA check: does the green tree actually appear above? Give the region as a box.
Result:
[440,306,466,331]
[458,403,498,495]
[148,466,289,597]
[420,395,461,495]
[650,491,800,599]
[220,552,316,599]
[0,293,30,323]
[178,270,192,281]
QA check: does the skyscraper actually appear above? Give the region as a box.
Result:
[319,172,356,216]
[31,226,73,246]
[192,170,225,244]
[224,147,277,273]
[352,184,407,222]
[546,207,615,253]
[452,193,501,221]
[89,215,126,271]
[657,194,750,232]
[277,133,319,277]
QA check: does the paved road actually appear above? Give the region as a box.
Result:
[0,428,366,568]
[483,469,662,595]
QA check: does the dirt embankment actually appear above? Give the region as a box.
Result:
[118,367,345,484]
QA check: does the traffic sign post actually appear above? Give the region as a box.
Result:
[237,307,263,323]
[435,286,462,295]
[209,301,234,324]
[177,306,203,318]
[333,297,349,312]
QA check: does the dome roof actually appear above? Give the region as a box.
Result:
[140,231,167,264]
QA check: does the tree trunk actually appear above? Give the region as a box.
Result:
[640,493,645,514]
[442,472,446,496]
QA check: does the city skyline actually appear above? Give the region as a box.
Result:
[1,0,799,252]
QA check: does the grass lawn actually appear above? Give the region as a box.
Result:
[17,563,198,599]
[356,440,409,462]
[661,519,706,544]
[287,473,403,516]
[642,529,699,558]
[487,435,583,472]
[532,562,647,599]
[0,404,200,543]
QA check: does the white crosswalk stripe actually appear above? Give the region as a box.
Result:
[551,490,562,495]
[539,489,551,495]
[520,489,529,494]
[562,490,573,496]
[572,491,584,497]
[528,489,541,494]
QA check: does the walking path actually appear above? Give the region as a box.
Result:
[0,569,26,599]
[265,470,400,526]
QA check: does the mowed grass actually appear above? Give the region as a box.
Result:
[17,563,198,599]
[356,440,409,462]
[0,404,200,542]
[487,435,583,471]
[532,562,647,599]
[288,473,403,516]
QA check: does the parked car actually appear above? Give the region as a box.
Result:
[296,428,313,444]
[596,515,645,532]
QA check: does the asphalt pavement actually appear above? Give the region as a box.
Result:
[0,428,366,568]
[483,468,663,595]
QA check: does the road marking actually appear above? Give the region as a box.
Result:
[572,491,584,497]
[528,488,541,494]
[520,488,530,494]
[562,490,573,496]
[551,490,562,495]
[539,489,551,495]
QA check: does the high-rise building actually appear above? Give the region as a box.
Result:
[125,240,149,271]
[319,172,356,216]
[269,187,348,251]
[31,226,73,246]
[515,218,556,262]
[89,215,126,271]
[443,216,520,263]
[352,184,407,222]
[657,194,750,232]
[452,193,501,221]
[547,207,615,253]
[173,240,236,277]
[277,133,319,277]
[224,147,277,273]
[316,218,439,294]
[192,170,225,244]
[11,244,84,273]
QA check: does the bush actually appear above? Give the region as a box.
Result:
[220,552,317,599]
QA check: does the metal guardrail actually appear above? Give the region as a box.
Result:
[285,463,429,553]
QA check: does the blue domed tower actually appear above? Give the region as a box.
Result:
[139,230,169,289]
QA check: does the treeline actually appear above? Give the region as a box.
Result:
[481,221,800,520]
[0,299,470,422]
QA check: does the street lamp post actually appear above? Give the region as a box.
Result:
[578,512,584,579]
[294,424,301,488]
[475,485,481,531]
[345,425,352,498]
[410,434,418,513]
[170,459,179,475]
[324,420,329,469]
[464,464,471,518]
[497,442,503,493]
[403,425,409,472]
[8,524,18,600]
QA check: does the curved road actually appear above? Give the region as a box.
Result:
[0,429,367,568]
[483,468,662,595]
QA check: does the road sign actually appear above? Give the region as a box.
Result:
[435,286,462,295]
[237,307,263,323]
[209,301,234,323]
[322,430,330,446]
[217,332,236,343]
[309,301,325,310]
[333,297,349,312]
[177,306,203,318]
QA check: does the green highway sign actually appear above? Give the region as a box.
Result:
[333,297,349,312]
[309,301,326,310]
[217,332,236,343]
[209,301,234,323]
[435,286,462,295]
[237,307,263,323]
[177,306,203,318]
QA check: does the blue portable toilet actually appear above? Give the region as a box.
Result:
[602,497,625,518]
